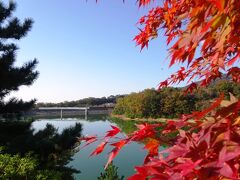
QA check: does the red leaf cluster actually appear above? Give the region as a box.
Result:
[135,0,240,90]
[79,96,240,179]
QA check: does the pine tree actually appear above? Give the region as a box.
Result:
[0,1,38,117]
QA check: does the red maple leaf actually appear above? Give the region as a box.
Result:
[90,141,107,156]
[105,125,121,138]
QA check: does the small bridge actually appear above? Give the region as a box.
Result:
[38,107,90,119]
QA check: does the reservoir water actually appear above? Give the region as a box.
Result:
[31,116,147,179]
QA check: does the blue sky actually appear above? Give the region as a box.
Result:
[9,0,179,103]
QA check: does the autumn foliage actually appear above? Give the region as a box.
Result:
[80,0,240,179]
[135,0,240,89]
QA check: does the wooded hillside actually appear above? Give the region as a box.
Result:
[113,79,240,118]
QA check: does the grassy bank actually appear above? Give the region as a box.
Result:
[111,114,178,123]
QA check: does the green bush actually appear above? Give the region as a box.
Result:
[0,153,61,180]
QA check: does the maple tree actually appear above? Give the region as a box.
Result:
[80,0,240,179]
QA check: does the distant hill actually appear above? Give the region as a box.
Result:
[36,95,126,108]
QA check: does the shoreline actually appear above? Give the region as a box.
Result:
[110,114,178,122]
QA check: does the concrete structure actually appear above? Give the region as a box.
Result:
[38,107,90,119]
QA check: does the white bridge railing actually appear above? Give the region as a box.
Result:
[38,107,90,119]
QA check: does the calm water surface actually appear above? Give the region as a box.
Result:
[31,116,147,180]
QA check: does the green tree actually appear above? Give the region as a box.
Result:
[98,163,124,180]
[113,97,126,115]
[0,121,82,179]
[0,1,38,118]
[139,89,160,118]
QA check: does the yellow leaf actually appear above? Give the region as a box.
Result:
[233,117,240,126]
